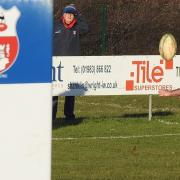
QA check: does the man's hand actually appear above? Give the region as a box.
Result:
[159,89,180,97]
[158,90,171,96]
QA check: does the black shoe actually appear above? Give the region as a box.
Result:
[53,118,59,125]
[52,115,57,122]
[65,116,76,125]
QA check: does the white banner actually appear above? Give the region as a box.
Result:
[52,56,180,96]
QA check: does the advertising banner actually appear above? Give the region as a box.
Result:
[0,1,52,180]
[53,56,180,96]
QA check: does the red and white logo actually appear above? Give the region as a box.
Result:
[126,58,174,91]
[0,6,21,74]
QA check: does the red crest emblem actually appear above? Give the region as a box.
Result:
[0,6,21,74]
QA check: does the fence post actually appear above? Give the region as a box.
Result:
[149,95,152,121]
[100,4,107,55]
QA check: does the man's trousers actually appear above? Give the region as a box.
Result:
[52,96,75,120]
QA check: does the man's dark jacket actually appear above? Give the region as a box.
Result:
[53,15,89,56]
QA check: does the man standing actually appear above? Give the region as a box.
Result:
[53,4,89,122]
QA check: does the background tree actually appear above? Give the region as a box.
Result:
[54,0,180,56]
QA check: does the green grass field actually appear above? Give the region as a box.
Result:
[52,95,180,180]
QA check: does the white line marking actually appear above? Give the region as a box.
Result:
[59,100,129,109]
[52,133,180,141]
[158,120,179,125]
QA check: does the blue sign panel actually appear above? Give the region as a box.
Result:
[0,0,52,83]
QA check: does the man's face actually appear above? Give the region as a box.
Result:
[63,13,75,24]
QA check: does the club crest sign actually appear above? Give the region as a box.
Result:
[0,6,21,74]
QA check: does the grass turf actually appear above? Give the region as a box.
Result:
[52,95,180,180]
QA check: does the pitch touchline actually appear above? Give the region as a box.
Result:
[52,133,180,141]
